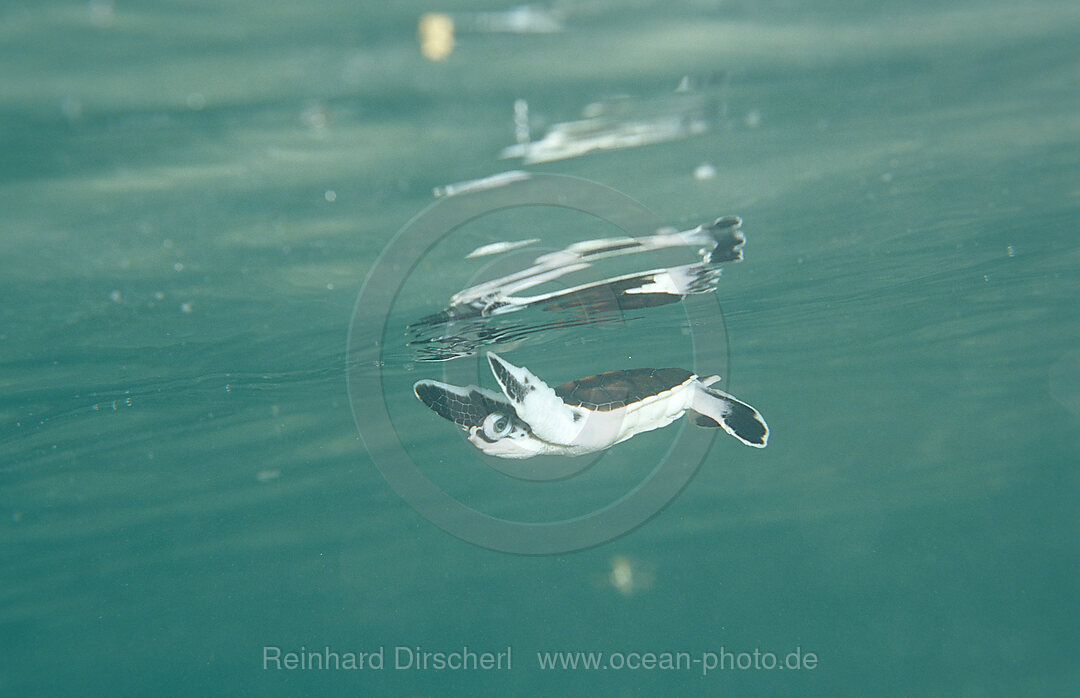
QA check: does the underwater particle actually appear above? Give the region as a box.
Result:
[109,289,122,302]
[180,302,193,314]
[744,109,761,128]
[255,469,281,482]
[418,12,455,61]
[324,189,337,202]
[60,96,83,122]
[1006,245,1016,257]
[468,5,563,33]
[606,555,654,596]
[88,0,115,27]
[301,103,330,130]
[173,262,184,272]
[693,163,717,181]
[611,557,633,592]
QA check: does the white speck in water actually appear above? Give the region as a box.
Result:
[744,109,762,128]
[180,302,193,313]
[326,282,335,290]
[173,262,184,272]
[611,557,633,593]
[109,289,122,302]
[881,172,893,183]
[154,291,165,300]
[88,0,115,27]
[301,103,330,130]
[606,555,653,596]
[693,163,717,181]
[1006,245,1016,257]
[185,92,206,111]
[324,190,337,202]
[256,470,281,483]
[60,96,83,122]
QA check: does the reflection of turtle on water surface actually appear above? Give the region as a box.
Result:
[413,352,768,459]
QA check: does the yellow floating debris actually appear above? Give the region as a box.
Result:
[418,12,455,61]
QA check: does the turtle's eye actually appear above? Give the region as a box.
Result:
[483,412,513,439]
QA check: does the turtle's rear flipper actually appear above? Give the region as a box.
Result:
[691,385,768,448]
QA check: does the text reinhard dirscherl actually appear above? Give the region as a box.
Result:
[263,646,512,671]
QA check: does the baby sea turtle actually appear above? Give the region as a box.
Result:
[413,352,768,458]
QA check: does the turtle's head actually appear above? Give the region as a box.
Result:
[412,378,550,458]
[467,411,546,458]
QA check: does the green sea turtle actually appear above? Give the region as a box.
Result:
[413,352,768,458]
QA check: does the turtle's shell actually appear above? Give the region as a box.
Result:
[554,368,694,411]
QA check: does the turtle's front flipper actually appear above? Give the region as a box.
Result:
[413,380,511,431]
[690,384,768,448]
[487,352,584,445]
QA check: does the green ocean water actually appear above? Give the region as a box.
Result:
[2,1,1078,695]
